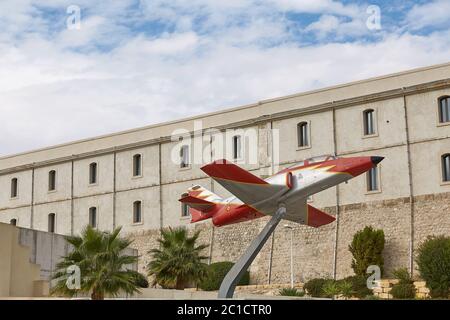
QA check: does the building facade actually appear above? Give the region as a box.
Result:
[1,63,450,283]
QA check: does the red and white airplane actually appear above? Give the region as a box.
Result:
[179,155,384,228]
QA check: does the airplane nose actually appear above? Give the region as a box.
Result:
[371,156,384,165]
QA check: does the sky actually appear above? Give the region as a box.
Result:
[1,0,450,156]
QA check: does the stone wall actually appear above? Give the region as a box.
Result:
[128,192,450,284]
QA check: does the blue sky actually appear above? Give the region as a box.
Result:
[1,0,450,156]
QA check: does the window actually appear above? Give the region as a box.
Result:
[297,122,309,147]
[133,154,142,177]
[232,135,242,160]
[363,109,376,135]
[442,154,450,182]
[89,207,97,228]
[367,167,379,191]
[11,178,18,198]
[48,213,56,233]
[89,162,98,184]
[439,96,450,123]
[180,145,190,168]
[133,201,142,223]
[48,170,56,191]
[181,193,189,217]
[10,219,17,226]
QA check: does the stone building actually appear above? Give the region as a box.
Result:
[1,62,450,284]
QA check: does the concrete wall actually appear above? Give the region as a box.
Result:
[0,222,139,297]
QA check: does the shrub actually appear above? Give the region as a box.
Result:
[279,288,305,297]
[133,273,150,288]
[199,261,250,291]
[391,268,415,299]
[349,226,385,277]
[304,278,331,298]
[340,275,372,299]
[391,284,416,299]
[322,280,341,299]
[416,236,450,299]
[338,280,354,299]
[304,278,326,297]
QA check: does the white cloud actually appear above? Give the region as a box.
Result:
[0,1,449,156]
[406,0,450,30]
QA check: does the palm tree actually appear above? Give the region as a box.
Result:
[148,227,209,290]
[51,226,143,300]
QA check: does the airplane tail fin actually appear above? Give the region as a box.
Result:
[306,205,335,228]
[178,185,222,223]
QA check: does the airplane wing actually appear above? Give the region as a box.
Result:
[275,197,335,227]
[179,195,215,212]
[201,159,288,205]
[306,205,335,227]
[179,195,216,223]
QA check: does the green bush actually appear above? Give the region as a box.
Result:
[338,280,354,299]
[391,284,416,299]
[279,288,305,297]
[322,280,341,299]
[199,261,250,291]
[304,278,331,298]
[390,268,415,299]
[133,273,149,288]
[349,226,385,277]
[416,236,450,299]
[340,275,372,299]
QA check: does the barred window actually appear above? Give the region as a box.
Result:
[49,170,56,191]
[11,178,18,198]
[297,122,309,147]
[133,201,142,223]
[367,167,379,191]
[89,207,97,228]
[180,145,190,168]
[232,135,242,160]
[363,109,375,135]
[439,96,450,123]
[442,154,450,182]
[89,162,98,184]
[133,154,142,177]
[48,213,56,233]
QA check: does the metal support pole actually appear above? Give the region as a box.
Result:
[218,205,287,299]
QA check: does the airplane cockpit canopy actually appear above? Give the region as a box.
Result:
[286,154,338,169]
[304,154,337,163]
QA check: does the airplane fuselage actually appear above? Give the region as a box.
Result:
[183,155,384,227]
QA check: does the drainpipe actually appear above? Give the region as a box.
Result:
[402,92,415,275]
[208,133,215,265]
[70,160,74,235]
[158,143,163,232]
[331,107,340,280]
[267,121,275,284]
[113,151,117,230]
[30,166,35,229]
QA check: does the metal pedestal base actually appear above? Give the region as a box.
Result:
[218,206,287,299]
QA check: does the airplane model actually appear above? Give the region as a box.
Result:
[179,154,384,228]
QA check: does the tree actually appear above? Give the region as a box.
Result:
[147,227,209,289]
[349,226,385,277]
[51,226,143,300]
[416,236,450,298]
